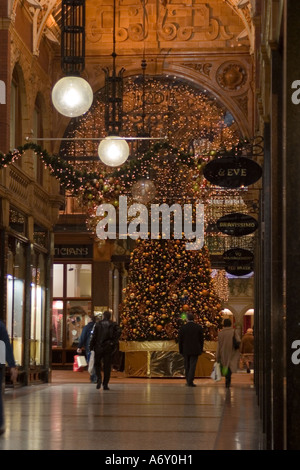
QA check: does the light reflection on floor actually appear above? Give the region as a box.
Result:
[0,371,264,451]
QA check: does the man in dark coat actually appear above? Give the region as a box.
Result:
[178,313,204,387]
[90,311,121,390]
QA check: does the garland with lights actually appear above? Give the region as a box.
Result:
[0,142,94,194]
[0,139,254,232]
[0,140,205,198]
[1,140,253,343]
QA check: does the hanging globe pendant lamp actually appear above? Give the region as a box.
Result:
[51,0,93,117]
[52,76,93,117]
[98,136,129,167]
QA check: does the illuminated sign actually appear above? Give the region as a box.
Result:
[203,156,262,188]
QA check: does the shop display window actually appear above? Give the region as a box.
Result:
[52,300,63,348]
[6,239,26,366]
[52,263,92,364]
[66,300,92,348]
[53,264,64,297]
[66,264,92,298]
[30,252,46,366]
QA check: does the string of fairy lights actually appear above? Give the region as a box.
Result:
[60,75,239,161]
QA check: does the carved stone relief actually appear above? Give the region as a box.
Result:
[216,62,248,91]
[180,63,212,78]
[169,57,251,134]
[233,92,249,117]
[85,0,248,47]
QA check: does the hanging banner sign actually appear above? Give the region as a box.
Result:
[216,213,258,236]
[203,156,262,188]
[223,248,254,276]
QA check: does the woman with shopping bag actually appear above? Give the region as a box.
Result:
[216,318,241,388]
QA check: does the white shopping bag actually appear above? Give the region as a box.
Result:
[0,340,5,365]
[77,355,87,368]
[88,351,95,374]
[210,362,222,381]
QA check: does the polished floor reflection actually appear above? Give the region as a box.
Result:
[0,372,264,451]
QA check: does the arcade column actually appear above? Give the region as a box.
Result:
[283,0,300,451]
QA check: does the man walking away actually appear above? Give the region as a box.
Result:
[90,311,121,390]
[179,313,204,387]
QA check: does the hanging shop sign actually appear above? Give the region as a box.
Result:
[216,212,258,236]
[54,244,93,259]
[203,156,262,188]
[225,264,253,276]
[223,248,254,276]
[223,248,254,263]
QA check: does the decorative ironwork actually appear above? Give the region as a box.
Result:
[61,0,86,76]
[103,0,124,135]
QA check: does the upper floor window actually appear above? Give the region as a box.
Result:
[10,69,22,166]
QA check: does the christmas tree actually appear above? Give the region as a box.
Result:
[116,143,223,342]
[120,241,223,342]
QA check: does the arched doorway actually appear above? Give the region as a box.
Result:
[243,308,254,335]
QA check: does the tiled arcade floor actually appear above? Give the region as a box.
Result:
[0,371,265,451]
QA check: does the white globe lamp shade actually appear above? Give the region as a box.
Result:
[98,136,129,167]
[51,76,93,117]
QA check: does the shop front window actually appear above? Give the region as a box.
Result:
[6,239,26,366]
[52,262,92,365]
[66,301,92,348]
[52,300,64,348]
[53,263,64,297]
[30,252,46,365]
[66,263,92,297]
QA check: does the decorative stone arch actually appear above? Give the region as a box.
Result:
[10,33,53,140]
[240,305,255,334]
[221,307,238,323]
[160,63,253,138]
[58,70,243,164]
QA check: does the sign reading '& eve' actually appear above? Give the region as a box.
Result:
[203,156,262,188]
